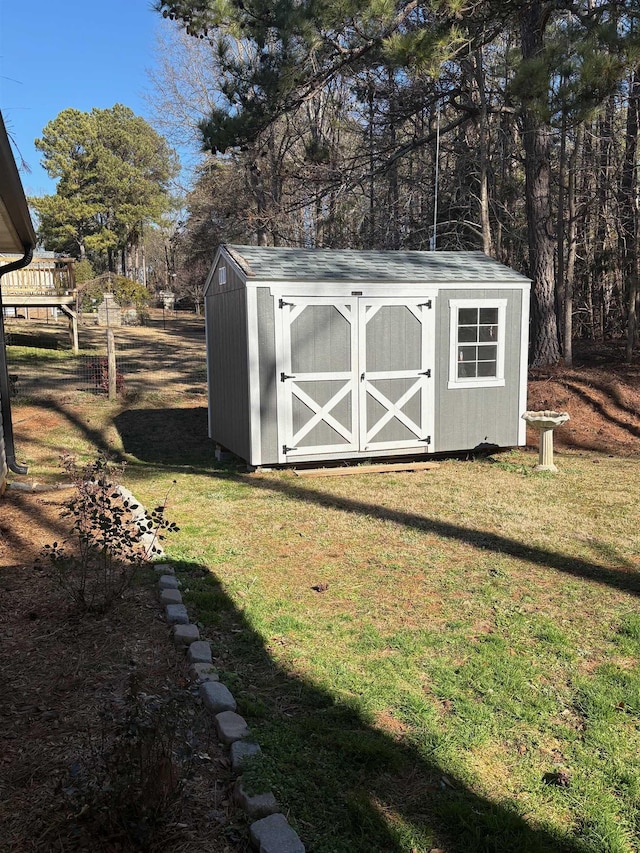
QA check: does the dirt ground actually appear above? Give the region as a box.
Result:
[1,332,639,851]
[0,490,248,853]
[527,340,640,458]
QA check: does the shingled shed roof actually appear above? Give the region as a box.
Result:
[224,245,529,284]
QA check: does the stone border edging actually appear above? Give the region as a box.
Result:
[153,562,305,853]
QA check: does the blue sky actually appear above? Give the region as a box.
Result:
[1,0,167,197]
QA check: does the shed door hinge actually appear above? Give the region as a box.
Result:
[280,372,296,382]
[419,369,432,378]
[283,444,297,454]
[418,299,432,309]
[420,435,432,444]
[279,298,295,309]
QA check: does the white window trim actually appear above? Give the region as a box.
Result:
[448,298,507,389]
[218,265,227,286]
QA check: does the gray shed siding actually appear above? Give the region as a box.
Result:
[205,285,251,462]
[212,255,246,293]
[433,288,524,452]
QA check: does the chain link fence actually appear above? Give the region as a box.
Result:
[4,311,207,403]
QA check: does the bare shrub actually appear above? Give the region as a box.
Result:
[60,677,193,849]
[43,454,178,613]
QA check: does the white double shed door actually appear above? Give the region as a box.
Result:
[275,293,436,462]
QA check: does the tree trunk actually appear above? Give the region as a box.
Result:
[564,125,582,366]
[479,139,492,256]
[247,155,269,246]
[520,2,561,366]
[471,49,493,256]
[367,82,376,249]
[141,237,147,289]
[556,107,566,353]
[620,68,640,362]
[387,71,401,250]
[581,118,598,340]
[596,99,615,339]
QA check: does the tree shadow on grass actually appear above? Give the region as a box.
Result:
[114,407,212,467]
[5,330,68,350]
[113,406,640,599]
[0,490,72,561]
[175,558,586,853]
[17,396,119,462]
[239,475,640,599]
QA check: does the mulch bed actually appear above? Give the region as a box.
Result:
[0,490,248,852]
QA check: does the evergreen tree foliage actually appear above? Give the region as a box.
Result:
[73,258,96,285]
[31,105,178,271]
[154,1,640,363]
[79,275,151,313]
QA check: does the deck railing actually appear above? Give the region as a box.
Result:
[0,255,76,297]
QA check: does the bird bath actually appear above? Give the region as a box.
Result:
[522,410,570,472]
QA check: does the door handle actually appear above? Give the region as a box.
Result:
[360,372,365,381]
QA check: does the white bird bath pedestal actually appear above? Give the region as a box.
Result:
[522,410,570,472]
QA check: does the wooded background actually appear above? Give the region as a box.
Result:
[31,1,640,368]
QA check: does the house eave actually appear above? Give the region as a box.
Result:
[0,112,37,254]
[0,110,36,481]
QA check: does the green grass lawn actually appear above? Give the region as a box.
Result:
[126,444,640,853]
[11,385,640,852]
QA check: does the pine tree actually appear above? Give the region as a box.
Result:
[32,105,178,273]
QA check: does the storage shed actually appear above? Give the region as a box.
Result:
[204,245,530,467]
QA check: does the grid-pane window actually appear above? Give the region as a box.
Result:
[449,299,506,388]
[457,307,499,379]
